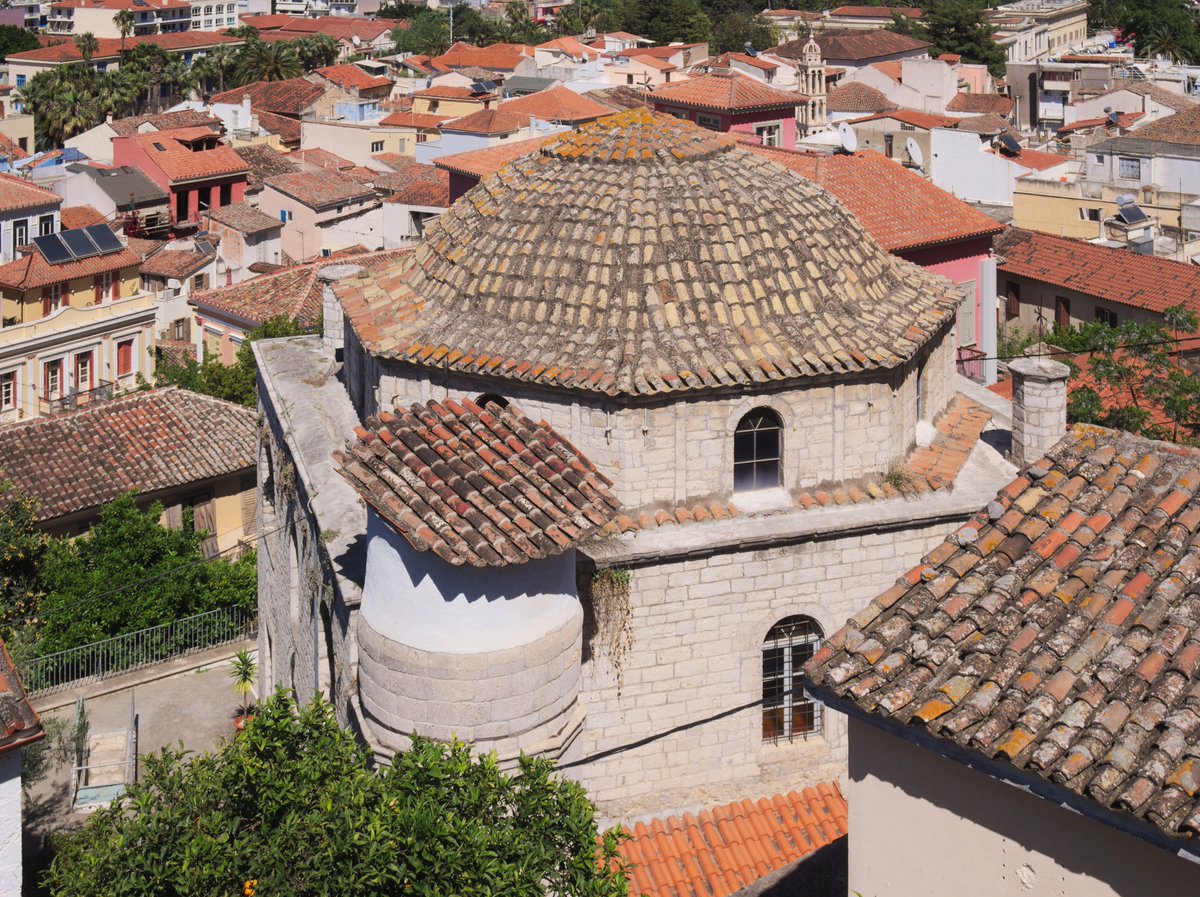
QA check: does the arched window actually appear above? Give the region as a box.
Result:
[763,615,823,742]
[734,408,782,492]
[475,393,509,410]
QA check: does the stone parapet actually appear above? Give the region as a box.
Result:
[1009,355,1069,466]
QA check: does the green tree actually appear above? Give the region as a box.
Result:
[1062,305,1200,443]
[903,0,1006,76]
[626,0,712,44]
[46,691,629,897]
[19,66,121,149]
[236,39,303,83]
[375,0,427,18]
[226,24,261,41]
[1119,0,1200,62]
[294,33,337,71]
[36,493,256,653]
[114,9,135,55]
[0,25,39,63]
[395,10,452,55]
[73,31,99,65]
[712,11,777,53]
[0,480,49,637]
[193,45,239,93]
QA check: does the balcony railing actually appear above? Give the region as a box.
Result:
[956,345,988,383]
[39,380,114,416]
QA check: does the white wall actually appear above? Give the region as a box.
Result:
[64,123,119,165]
[930,128,1072,205]
[0,750,20,895]
[847,719,1200,897]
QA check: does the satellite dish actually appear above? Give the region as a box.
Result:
[352,34,361,46]
[744,41,758,57]
[838,122,858,153]
[906,136,924,167]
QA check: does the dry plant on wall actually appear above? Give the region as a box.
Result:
[590,568,634,694]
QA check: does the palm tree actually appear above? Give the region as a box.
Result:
[194,45,237,94]
[74,31,99,66]
[228,649,257,723]
[114,9,135,56]
[160,56,196,104]
[236,40,302,83]
[295,33,337,72]
[1141,24,1190,63]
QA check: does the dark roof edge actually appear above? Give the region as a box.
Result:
[806,680,1200,867]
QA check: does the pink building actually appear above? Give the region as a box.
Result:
[112,128,248,233]
[650,72,802,149]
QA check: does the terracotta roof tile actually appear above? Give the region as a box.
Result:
[776,29,930,62]
[984,145,1072,171]
[871,60,904,82]
[443,108,525,135]
[748,145,1002,252]
[132,129,248,182]
[378,110,450,129]
[705,51,780,73]
[997,227,1200,318]
[140,247,211,279]
[265,170,376,209]
[290,147,355,171]
[343,110,961,397]
[333,397,620,566]
[651,72,802,113]
[109,109,222,137]
[584,85,653,112]
[0,241,140,291]
[1057,112,1143,134]
[272,17,392,42]
[0,387,255,522]
[832,4,923,16]
[314,63,391,92]
[955,113,1017,135]
[499,86,612,123]
[849,108,959,130]
[433,134,552,178]
[430,41,534,72]
[535,36,601,60]
[377,164,449,207]
[805,426,1200,845]
[826,81,897,114]
[618,785,848,897]
[59,204,107,229]
[9,31,240,63]
[203,202,282,235]
[232,143,299,191]
[1122,104,1200,144]
[947,92,1014,115]
[253,110,301,146]
[211,77,326,116]
[0,173,61,214]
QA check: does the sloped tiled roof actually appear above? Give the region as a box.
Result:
[776,29,930,61]
[132,130,248,183]
[109,109,222,137]
[339,109,961,397]
[748,145,1003,252]
[378,110,450,129]
[946,92,1014,115]
[233,143,299,191]
[805,426,1200,846]
[585,86,653,112]
[849,108,959,130]
[140,248,211,279]
[0,173,61,213]
[955,113,1018,136]
[1057,112,1143,134]
[618,785,848,897]
[0,388,255,522]
[59,204,107,229]
[9,31,240,63]
[433,135,551,178]
[204,202,282,235]
[265,170,376,209]
[1108,79,1198,113]
[211,77,326,115]
[430,41,533,72]
[826,81,897,113]
[376,163,449,207]
[314,63,391,92]
[291,147,355,171]
[442,108,524,135]
[996,227,1200,318]
[0,244,140,291]
[1124,104,1200,145]
[831,4,923,16]
[254,110,302,146]
[499,86,612,123]
[707,51,780,72]
[650,72,802,113]
[334,397,620,567]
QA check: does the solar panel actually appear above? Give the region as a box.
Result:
[1118,203,1149,224]
[999,134,1022,156]
[61,228,100,260]
[33,233,71,264]
[85,224,123,254]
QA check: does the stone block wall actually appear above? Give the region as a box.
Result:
[563,515,959,819]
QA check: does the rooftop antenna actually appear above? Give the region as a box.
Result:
[744,41,758,57]
[905,136,924,168]
[838,122,858,154]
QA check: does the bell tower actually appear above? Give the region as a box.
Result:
[798,30,828,136]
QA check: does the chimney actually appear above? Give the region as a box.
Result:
[1008,355,1070,466]
[242,94,252,127]
[318,264,364,350]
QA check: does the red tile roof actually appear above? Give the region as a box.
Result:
[826,81,897,113]
[831,5,923,16]
[0,133,28,162]
[709,51,779,72]
[377,163,450,207]
[59,204,107,229]
[618,785,848,897]
[0,642,41,752]
[413,84,493,100]
[1120,104,1200,144]
[314,63,391,92]
[255,110,301,146]
[433,135,552,179]
[211,77,326,116]
[233,142,300,190]
[0,243,140,291]
[776,29,930,62]
[131,129,248,183]
[443,108,524,135]
[290,147,355,171]
[273,16,392,43]
[8,31,240,63]
[140,247,211,279]
[946,92,1015,115]
[265,170,376,209]
[805,425,1200,846]
[108,109,222,137]
[651,72,802,113]
[584,86,653,112]
[871,59,904,82]
[0,387,256,522]
[748,145,1003,252]
[1057,112,1143,133]
[996,227,1200,318]
[849,108,959,130]
[204,202,282,235]
[378,110,450,129]
[535,36,601,60]
[430,41,533,73]
[334,397,621,567]
[499,86,612,124]
[0,173,61,213]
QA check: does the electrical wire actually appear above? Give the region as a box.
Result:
[971,332,1200,363]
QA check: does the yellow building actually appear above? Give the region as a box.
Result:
[409,85,496,118]
[0,226,153,425]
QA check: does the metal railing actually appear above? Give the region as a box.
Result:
[956,345,988,383]
[22,605,257,697]
[39,380,114,416]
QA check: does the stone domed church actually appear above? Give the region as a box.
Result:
[255,110,1014,818]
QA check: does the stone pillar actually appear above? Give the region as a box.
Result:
[317,264,363,351]
[1009,355,1070,466]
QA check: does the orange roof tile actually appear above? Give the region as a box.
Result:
[848,108,959,130]
[131,129,248,183]
[0,243,140,291]
[413,84,494,100]
[985,145,1071,170]
[430,41,533,73]
[433,135,553,179]
[8,30,240,63]
[210,77,326,116]
[618,785,848,897]
[748,145,1002,252]
[442,108,524,135]
[1057,111,1142,133]
[946,92,1014,115]
[378,110,449,129]
[871,60,904,82]
[534,36,601,60]
[315,63,391,92]
[0,173,61,213]
[498,86,612,124]
[265,170,376,209]
[826,81,897,113]
[59,205,106,229]
[831,4,923,16]
[651,72,802,113]
[709,51,779,72]
[290,147,355,171]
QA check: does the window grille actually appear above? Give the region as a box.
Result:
[734,408,782,492]
[762,615,823,742]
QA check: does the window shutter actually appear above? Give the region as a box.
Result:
[94,276,102,305]
[111,274,119,301]
[42,287,50,317]
[240,476,257,533]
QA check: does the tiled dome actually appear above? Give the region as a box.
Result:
[338,109,961,397]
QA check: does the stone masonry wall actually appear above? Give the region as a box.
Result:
[364,323,956,514]
[562,514,961,819]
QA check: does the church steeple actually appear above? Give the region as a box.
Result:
[798,29,827,136]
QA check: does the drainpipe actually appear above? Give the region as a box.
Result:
[980,257,998,386]
[1099,214,1115,240]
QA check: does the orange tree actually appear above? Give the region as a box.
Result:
[45,691,629,897]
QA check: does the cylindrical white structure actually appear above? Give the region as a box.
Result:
[357,509,585,764]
